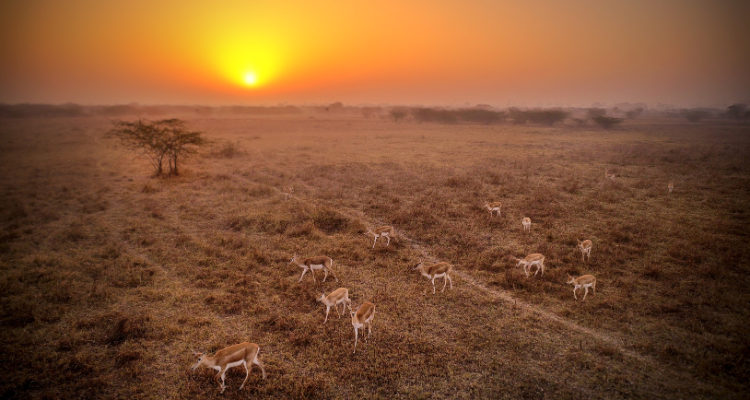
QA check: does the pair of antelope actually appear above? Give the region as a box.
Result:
[484,202,532,232]
[316,288,375,353]
[509,239,591,277]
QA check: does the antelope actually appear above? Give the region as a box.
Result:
[283,185,294,200]
[510,254,545,277]
[668,181,674,193]
[522,217,531,232]
[605,169,616,181]
[567,274,596,301]
[365,225,395,248]
[413,259,454,294]
[351,302,375,353]
[317,288,351,324]
[484,202,502,218]
[191,342,267,394]
[289,255,338,283]
[577,239,593,262]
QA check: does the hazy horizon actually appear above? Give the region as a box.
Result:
[2,0,749,108]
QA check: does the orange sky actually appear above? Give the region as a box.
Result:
[1,0,748,107]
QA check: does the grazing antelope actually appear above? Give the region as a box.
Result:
[484,202,502,218]
[283,185,294,200]
[567,274,596,301]
[605,169,616,181]
[365,225,395,248]
[668,181,674,193]
[351,302,375,353]
[414,259,454,294]
[289,255,338,283]
[577,239,593,262]
[522,217,531,232]
[510,254,545,277]
[317,288,351,324]
[191,342,267,394]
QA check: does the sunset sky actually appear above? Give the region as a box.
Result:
[1,0,748,107]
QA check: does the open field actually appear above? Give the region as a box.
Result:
[1,115,749,399]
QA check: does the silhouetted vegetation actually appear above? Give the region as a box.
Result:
[108,119,208,176]
[412,107,458,124]
[592,116,624,129]
[389,108,408,122]
[625,107,645,119]
[587,108,607,119]
[725,103,747,123]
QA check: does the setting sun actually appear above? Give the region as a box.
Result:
[243,72,258,86]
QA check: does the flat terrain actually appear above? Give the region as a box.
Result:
[1,115,749,399]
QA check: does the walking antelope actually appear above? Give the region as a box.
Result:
[317,288,351,324]
[605,169,616,181]
[365,225,395,248]
[351,302,375,353]
[577,239,593,262]
[522,217,531,232]
[567,274,596,301]
[283,186,294,200]
[191,342,267,394]
[414,259,454,294]
[289,255,338,283]
[668,181,674,193]
[510,254,545,277]
[484,202,502,218]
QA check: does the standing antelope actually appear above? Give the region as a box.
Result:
[668,181,674,193]
[577,239,593,262]
[351,302,375,353]
[317,288,351,324]
[511,254,545,277]
[283,186,294,200]
[191,342,267,394]
[484,202,502,218]
[414,259,454,294]
[289,255,338,283]
[567,274,596,301]
[605,169,616,181]
[522,217,531,232]
[365,225,395,248]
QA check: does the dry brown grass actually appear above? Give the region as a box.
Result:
[1,115,749,399]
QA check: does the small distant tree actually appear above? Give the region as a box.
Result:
[108,119,207,176]
[592,116,623,129]
[389,108,408,122]
[625,107,645,119]
[587,108,607,119]
[726,103,747,124]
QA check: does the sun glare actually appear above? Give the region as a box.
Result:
[243,72,258,86]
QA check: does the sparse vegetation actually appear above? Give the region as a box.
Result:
[108,118,208,176]
[1,115,749,398]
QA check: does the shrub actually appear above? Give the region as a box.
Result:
[592,116,624,129]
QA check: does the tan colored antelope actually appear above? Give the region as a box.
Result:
[605,169,616,181]
[283,185,294,200]
[567,274,596,300]
[484,201,502,218]
[522,217,531,232]
[365,225,395,248]
[317,288,351,324]
[351,302,375,353]
[511,254,545,277]
[577,239,593,262]
[668,181,674,193]
[414,259,454,294]
[289,255,338,283]
[191,342,267,394]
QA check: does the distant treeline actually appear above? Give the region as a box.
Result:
[1,102,744,124]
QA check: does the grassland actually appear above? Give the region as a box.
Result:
[1,114,749,399]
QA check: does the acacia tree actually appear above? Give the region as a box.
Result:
[108,119,207,176]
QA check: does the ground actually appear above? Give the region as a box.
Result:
[1,115,749,399]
